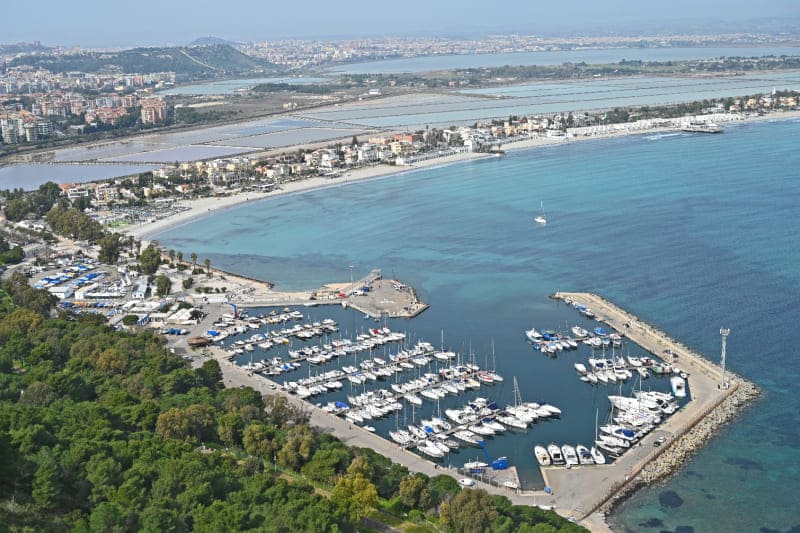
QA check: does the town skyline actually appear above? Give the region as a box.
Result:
[5,0,800,48]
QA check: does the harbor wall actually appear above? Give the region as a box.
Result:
[553,292,762,525]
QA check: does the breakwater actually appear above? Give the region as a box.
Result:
[548,292,761,529]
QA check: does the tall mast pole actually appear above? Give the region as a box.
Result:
[720,327,730,390]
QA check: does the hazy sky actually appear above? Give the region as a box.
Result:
[5,0,798,47]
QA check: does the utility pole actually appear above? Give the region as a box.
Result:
[719,327,730,390]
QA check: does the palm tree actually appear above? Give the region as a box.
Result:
[168,249,175,263]
[176,251,183,264]
[190,252,198,270]
[203,258,211,274]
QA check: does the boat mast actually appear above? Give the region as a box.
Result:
[720,327,730,389]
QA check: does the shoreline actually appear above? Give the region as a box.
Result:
[118,108,800,242]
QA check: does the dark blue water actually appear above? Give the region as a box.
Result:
[156,119,800,532]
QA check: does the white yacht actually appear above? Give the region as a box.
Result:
[561,445,579,466]
[590,446,607,464]
[576,444,594,465]
[547,443,564,465]
[534,445,551,466]
[670,376,687,398]
[681,120,722,133]
[526,328,543,342]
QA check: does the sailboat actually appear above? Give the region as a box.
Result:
[534,201,547,225]
[590,408,607,464]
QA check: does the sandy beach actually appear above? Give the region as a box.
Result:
[118,108,800,242]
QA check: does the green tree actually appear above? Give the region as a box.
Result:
[168,249,175,263]
[277,425,316,470]
[31,450,61,509]
[399,474,428,508]
[4,198,29,221]
[242,421,279,460]
[139,244,161,275]
[203,258,211,276]
[190,252,198,269]
[89,501,126,532]
[331,474,378,523]
[3,272,57,315]
[182,277,194,290]
[176,251,183,264]
[447,488,499,533]
[195,359,223,390]
[346,455,374,479]
[155,274,171,297]
[98,233,123,264]
[217,413,244,448]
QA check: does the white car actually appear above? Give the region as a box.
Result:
[458,478,475,488]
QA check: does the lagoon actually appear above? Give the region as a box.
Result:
[329,46,800,74]
[0,163,159,190]
[301,72,800,128]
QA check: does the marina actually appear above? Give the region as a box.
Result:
[178,288,759,529]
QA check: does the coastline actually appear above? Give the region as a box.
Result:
[118,108,800,242]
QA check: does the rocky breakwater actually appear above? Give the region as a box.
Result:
[601,376,761,514]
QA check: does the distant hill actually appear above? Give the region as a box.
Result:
[0,42,52,55]
[8,44,271,77]
[188,36,239,47]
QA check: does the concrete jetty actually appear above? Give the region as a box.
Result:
[235,269,428,319]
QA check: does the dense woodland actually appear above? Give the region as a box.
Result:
[0,271,584,532]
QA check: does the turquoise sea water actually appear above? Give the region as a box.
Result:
[156,119,800,532]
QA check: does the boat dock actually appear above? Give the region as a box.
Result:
[235,269,428,319]
[543,292,760,527]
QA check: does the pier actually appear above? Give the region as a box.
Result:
[234,270,428,319]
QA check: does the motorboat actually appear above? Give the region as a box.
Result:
[496,414,527,429]
[534,445,551,466]
[464,460,488,471]
[590,446,606,464]
[576,444,594,465]
[571,325,588,338]
[561,445,579,466]
[670,376,687,398]
[681,120,722,133]
[453,430,482,445]
[547,443,564,465]
[574,363,587,374]
[526,328,543,342]
[601,425,637,442]
[417,442,444,459]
